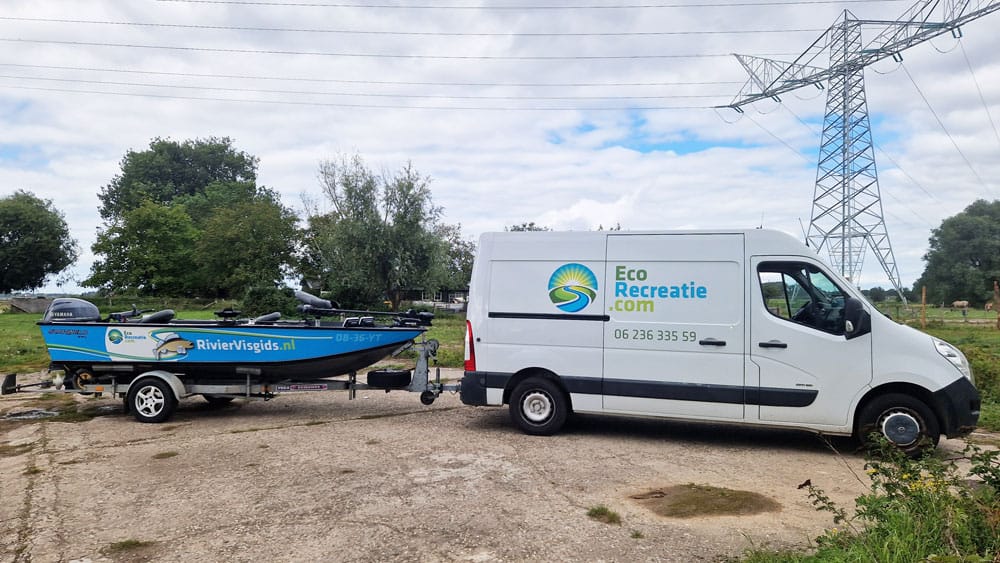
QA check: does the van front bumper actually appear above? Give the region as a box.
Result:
[931,377,981,438]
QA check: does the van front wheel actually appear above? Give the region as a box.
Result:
[856,393,940,456]
[509,377,568,436]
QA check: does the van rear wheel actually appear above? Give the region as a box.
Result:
[509,377,568,436]
[857,393,939,457]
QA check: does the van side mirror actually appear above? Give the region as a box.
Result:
[844,297,871,340]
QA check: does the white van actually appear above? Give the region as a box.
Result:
[459,229,980,453]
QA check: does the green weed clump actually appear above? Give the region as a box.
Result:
[744,440,1000,562]
[586,505,622,525]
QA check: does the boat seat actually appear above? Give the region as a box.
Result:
[253,312,281,324]
[344,317,376,328]
[138,309,175,324]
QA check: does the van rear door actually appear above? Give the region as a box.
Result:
[602,233,746,420]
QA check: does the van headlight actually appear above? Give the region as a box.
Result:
[934,339,974,383]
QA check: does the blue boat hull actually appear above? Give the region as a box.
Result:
[40,322,425,381]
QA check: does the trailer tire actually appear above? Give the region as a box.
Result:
[367,369,411,389]
[509,377,568,436]
[126,378,177,423]
[856,393,939,457]
[203,394,234,407]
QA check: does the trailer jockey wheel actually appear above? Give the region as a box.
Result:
[68,370,95,395]
[420,391,436,405]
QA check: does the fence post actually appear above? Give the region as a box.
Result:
[921,286,927,329]
[994,280,999,330]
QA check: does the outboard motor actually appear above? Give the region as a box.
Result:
[41,298,101,322]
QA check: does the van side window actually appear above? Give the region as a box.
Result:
[758,262,847,335]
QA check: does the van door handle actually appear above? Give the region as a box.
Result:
[758,340,788,349]
[698,338,726,347]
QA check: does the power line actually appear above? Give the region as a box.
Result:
[0,37,796,60]
[154,0,907,9]
[0,16,825,37]
[781,104,939,204]
[0,62,739,87]
[959,40,1000,154]
[0,84,714,111]
[0,74,732,100]
[901,62,995,197]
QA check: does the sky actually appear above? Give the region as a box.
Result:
[1,0,999,295]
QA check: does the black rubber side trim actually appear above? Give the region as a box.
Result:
[467,371,817,408]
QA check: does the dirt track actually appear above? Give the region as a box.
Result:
[0,376,974,562]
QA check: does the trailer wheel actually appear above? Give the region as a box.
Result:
[203,394,234,407]
[126,378,177,423]
[509,377,568,436]
[419,391,436,405]
[856,393,939,457]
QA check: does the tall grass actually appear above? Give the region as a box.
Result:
[743,441,1000,562]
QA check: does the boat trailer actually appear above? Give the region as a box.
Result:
[2,337,459,423]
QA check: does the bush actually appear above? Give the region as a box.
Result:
[964,347,1000,401]
[241,287,299,317]
[745,440,1000,562]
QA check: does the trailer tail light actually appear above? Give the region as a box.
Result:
[464,320,476,372]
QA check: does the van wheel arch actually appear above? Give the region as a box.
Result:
[502,369,572,412]
[854,384,941,455]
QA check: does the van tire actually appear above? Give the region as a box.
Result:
[856,393,940,456]
[509,377,568,436]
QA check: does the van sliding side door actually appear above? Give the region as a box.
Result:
[602,234,746,420]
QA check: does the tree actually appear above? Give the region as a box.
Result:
[863,286,887,302]
[304,155,447,310]
[196,191,299,298]
[0,190,78,293]
[87,138,296,296]
[98,137,258,223]
[86,200,198,295]
[914,199,1000,305]
[506,222,551,232]
[437,223,476,290]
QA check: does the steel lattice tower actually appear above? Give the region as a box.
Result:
[808,13,901,289]
[724,0,1000,301]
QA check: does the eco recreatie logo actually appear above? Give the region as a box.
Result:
[107,329,124,344]
[548,263,598,313]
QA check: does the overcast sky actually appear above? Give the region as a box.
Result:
[2,0,999,294]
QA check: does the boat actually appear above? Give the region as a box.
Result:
[38,292,433,388]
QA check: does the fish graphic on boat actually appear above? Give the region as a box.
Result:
[153,332,194,360]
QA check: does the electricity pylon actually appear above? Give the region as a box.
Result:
[725,0,1000,302]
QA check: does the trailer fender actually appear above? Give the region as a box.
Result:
[133,370,186,402]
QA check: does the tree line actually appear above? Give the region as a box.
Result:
[1,138,473,309]
[3,137,999,308]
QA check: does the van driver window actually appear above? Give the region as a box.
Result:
[758,263,847,335]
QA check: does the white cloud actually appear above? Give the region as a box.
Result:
[1,0,999,294]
